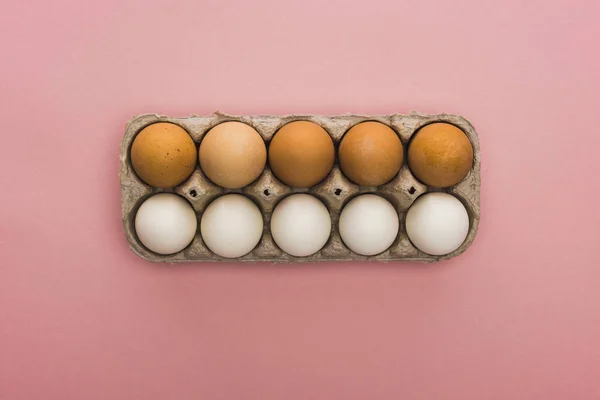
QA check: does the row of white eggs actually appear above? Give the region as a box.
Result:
[134,192,470,259]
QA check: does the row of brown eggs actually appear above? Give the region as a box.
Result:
[130,120,474,191]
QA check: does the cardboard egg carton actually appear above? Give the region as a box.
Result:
[120,112,481,263]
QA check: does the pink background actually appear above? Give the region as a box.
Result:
[1,0,599,399]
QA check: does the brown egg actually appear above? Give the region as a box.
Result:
[408,123,473,187]
[339,121,403,186]
[131,122,197,188]
[268,121,335,188]
[199,121,266,189]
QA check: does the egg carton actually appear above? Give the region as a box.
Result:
[119,112,481,263]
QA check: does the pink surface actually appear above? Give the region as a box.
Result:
[1,0,600,399]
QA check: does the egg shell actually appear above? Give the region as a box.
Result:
[270,194,332,257]
[200,194,264,258]
[134,193,197,255]
[268,121,335,188]
[130,122,197,188]
[199,121,266,189]
[339,121,404,186]
[338,194,400,256]
[407,122,474,188]
[405,192,469,256]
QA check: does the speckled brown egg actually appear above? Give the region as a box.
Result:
[131,123,197,188]
[199,121,267,189]
[268,121,335,188]
[338,121,403,186]
[408,123,473,187]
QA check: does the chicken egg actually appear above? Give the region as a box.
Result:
[339,194,399,256]
[134,193,198,255]
[339,121,403,186]
[200,194,263,258]
[268,121,335,188]
[131,123,197,188]
[270,194,331,257]
[199,121,266,189]
[405,192,469,256]
[408,123,473,187]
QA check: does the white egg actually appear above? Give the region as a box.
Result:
[339,194,399,256]
[200,194,263,258]
[135,193,197,255]
[406,192,469,256]
[270,194,331,257]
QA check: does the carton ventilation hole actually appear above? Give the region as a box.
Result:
[408,187,416,195]
[334,188,342,196]
[263,189,270,197]
[189,189,198,198]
